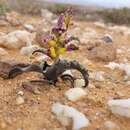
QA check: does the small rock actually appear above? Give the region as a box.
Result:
[87,40,116,62]
[5,11,22,26]
[90,71,104,81]
[52,103,90,130]
[95,83,101,89]
[103,121,120,130]
[24,24,35,32]
[0,30,33,50]
[123,75,128,82]
[33,87,41,94]
[102,34,113,43]
[116,91,124,97]
[104,62,119,70]
[108,98,130,118]
[20,45,39,56]
[22,81,41,94]
[94,22,106,28]
[65,88,87,101]
[17,91,24,96]
[74,79,85,88]
[105,62,130,77]
[16,96,25,105]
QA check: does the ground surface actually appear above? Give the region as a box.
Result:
[0,14,130,130]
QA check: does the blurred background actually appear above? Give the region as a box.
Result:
[1,0,130,25]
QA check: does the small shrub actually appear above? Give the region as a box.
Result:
[0,2,9,15]
[54,4,67,14]
[101,8,130,24]
[50,4,69,14]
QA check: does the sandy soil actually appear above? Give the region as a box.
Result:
[0,15,130,130]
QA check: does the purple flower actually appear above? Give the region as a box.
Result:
[64,36,80,45]
[52,27,66,35]
[67,46,73,52]
[41,34,54,44]
[57,14,65,29]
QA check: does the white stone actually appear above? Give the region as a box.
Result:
[20,45,39,56]
[103,121,119,130]
[116,91,124,97]
[104,62,119,70]
[16,96,25,105]
[52,103,89,130]
[94,22,106,28]
[118,63,130,77]
[105,62,130,76]
[90,71,104,81]
[0,30,33,49]
[108,98,130,118]
[74,79,85,88]
[17,91,24,96]
[65,88,86,102]
[24,24,35,32]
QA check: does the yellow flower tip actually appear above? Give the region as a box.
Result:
[58,48,67,55]
[48,40,57,47]
[50,47,57,58]
[59,36,65,43]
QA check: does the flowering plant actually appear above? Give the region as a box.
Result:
[41,8,80,63]
[8,9,89,88]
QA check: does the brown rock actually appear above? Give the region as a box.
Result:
[0,60,30,78]
[22,81,50,94]
[5,11,22,26]
[87,40,116,62]
[0,20,9,26]
[22,81,41,94]
[86,40,101,50]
